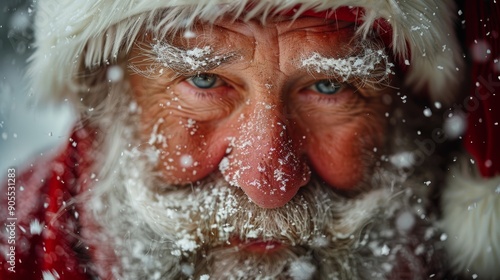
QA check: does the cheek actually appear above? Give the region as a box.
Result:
[142,118,228,184]
[306,116,386,189]
[131,83,229,184]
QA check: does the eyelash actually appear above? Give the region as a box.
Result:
[183,74,354,105]
[193,90,219,99]
[303,81,354,104]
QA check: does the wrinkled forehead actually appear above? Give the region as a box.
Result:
[138,6,371,63]
[155,17,356,49]
[145,5,366,42]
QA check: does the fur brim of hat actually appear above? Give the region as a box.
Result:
[29,0,463,104]
[441,160,500,279]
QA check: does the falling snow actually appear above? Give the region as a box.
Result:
[444,114,466,139]
[423,108,432,117]
[30,219,44,235]
[183,30,196,38]
[395,211,415,232]
[107,65,124,82]
[289,258,316,280]
[42,270,59,280]
[470,40,491,63]
[389,151,415,168]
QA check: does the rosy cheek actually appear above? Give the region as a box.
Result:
[146,122,229,185]
[306,133,362,189]
[305,121,383,190]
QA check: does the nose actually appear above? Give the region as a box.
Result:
[220,101,311,208]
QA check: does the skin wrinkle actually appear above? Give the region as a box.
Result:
[128,16,395,206]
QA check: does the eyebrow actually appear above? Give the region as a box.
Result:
[300,48,394,85]
[149,41,239,75]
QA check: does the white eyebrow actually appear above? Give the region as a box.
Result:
[151,41,238,74]
[300,48,394,84]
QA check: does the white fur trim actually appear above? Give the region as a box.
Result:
[29,0,463,105]
[441,160,500,279]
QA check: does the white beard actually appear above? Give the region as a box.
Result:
[78,88,447,279]
[81,139,445,279]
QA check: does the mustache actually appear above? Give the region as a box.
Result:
[125,168,399,254]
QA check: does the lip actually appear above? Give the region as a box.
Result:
[229,237,284,254]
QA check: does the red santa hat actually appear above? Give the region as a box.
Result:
[27,0,499,277]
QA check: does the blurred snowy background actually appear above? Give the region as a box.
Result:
[0,0,74,172]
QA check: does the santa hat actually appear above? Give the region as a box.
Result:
[28,0,499,277]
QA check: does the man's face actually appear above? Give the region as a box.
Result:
[128,17,393,208]
[88,16,445,279]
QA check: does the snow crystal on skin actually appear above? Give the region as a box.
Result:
[219,102,302,194]
[301,48,393,83]
[148,118,166,147]
[274,168,288,192]
[184,118,199,136]
[219,157,230,174]
[199,275,210,280]
[180,154,194,168]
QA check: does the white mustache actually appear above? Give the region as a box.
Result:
[126,168,399,255]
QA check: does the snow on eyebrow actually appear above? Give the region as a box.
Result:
[300,48,394,84]
[150,40,237,74]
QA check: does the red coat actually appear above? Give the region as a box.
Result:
[0,129,95,280]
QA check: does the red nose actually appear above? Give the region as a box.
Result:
[220,103,310,208]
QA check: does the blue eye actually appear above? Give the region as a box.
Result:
[311,80,341,95]
[188,74,219,89]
